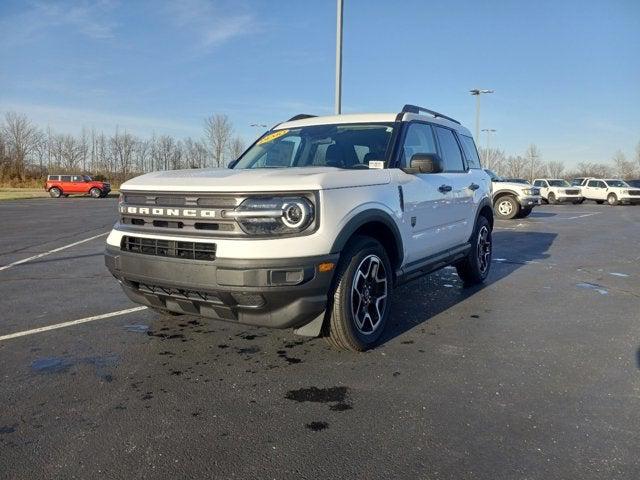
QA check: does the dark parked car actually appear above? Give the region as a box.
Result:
[503,178,530,184]
[626,179,640,188]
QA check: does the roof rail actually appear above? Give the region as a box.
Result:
[287,114,317,122]
[400,104,461,125]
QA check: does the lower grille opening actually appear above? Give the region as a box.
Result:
[121,235,216,261]
[194,222,219,231]
[153,220,184,229]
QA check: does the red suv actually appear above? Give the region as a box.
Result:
[45,175,111,198]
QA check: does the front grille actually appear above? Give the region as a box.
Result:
[565,189,580,195]
[629,190,640,196]
[121,235,216,261]
[531,188,540,195]
[137,282,223,304]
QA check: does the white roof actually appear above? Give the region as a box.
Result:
[276,112,472,136]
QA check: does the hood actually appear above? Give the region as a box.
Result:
[120,167,391,192]
[494,181,533,191]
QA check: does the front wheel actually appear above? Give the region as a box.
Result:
[494,196,520,220]
[456,216,492,286]
[324,236,392,351]
[548,192,557,204]
[607,193,618,206]
[90,187,102,198]
[517,207,533,218]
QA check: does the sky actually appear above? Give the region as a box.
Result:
[1,0,639,167]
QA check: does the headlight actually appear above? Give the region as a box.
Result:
[224,196,315,236]
[621,189,628,195]
[522,188,534,196]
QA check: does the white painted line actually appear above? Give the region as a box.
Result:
[563,212,601,220]
[0,232,108,272]
[0,306,148,341]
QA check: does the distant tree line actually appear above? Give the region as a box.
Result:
[0,111,246,187]
[479,142,640,181]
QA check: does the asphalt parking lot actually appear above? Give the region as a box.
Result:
[1,198,639,479]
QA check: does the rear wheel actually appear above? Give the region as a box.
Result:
[324,236,392,351]
[494,196,520,220]
[548,192,557,204]
[456,216,492,286]
[49,187,62,198]
[607,193,618,206]
[90,187,102,198]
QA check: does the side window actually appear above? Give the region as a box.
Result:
[599,181,607,188]
[533,180,542,187]
[587,180,597,187]
[434,126,465,172]
[459,135,481,169]
[72,175,83,182]
[401,123,437,168]
[61,175,72,182]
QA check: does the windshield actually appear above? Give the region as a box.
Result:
[83,175,92,181]
[484,169,503,181]
[548,179,570,187]
[604,180,629,188]
[571,178,584,186]
[234,123,394,169]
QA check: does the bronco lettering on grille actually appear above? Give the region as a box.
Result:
[120,206,216,218]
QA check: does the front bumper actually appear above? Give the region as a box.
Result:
[517,195,542,208]
[105,245,338,329]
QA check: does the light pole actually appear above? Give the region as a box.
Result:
[470,89,494,141]
[335,0,343,114]
[481,128,496,151]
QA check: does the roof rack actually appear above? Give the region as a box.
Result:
[400,104,461,125]
[287,114,317,122]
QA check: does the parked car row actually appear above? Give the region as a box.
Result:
[45,175,111,198]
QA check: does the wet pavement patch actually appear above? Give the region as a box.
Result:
[0,425,16,434]
[31,354,119,380]
[277,350,302,364]
[285,386,350,409]
[123,324,149,333]
[306,421,329,431]
[576,282,608,295]
[31,357,73,374]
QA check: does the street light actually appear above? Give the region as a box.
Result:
[470,89,494,141]
[335,0,344,114]
[481,128,496,150]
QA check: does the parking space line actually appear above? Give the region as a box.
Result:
[0,306,147,341]
[0,232,109,272]
[563,212,601,220]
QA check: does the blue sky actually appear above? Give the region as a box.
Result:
[1,0,638,166]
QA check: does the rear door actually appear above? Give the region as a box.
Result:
[60,175,73,193]
[433,126,476,245]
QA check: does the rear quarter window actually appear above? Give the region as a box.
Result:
[459,135,482,169]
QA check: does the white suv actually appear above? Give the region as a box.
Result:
[484,170,541,219]
[105,105,493,351]
[581,178,640,206]
[532,178,583,204]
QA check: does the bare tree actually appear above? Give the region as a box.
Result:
[478,147,505,173]
[183,137,208,168]
[1,112,39,179]
[504,155,529,179]
[204,114,233,167]
[546,160,565,179]
[110,129,136,180]
[572,161,612,179]
[60,134,83,169]
[228,136,246,163]
[524,144,542,182]
[612,150,636,179]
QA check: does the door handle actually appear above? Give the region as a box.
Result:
[438,184,452,193]
[468,183,480,191]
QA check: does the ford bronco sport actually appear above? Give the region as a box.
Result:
[105,105,494,351]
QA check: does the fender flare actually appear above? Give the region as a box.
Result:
[330,209,404,262]
[472,196,494,235]
[492,189,520,199]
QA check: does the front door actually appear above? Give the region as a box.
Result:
[395,122,458,263]
[70,175,87,193]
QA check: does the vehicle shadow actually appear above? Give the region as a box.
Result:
[528,211,557,218]
[378,231,557,346]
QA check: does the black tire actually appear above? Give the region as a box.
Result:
[456,215,492,286]
[517,207,532,218]
[596,200,604,204]
[49,187,62,198]
[607,193,618,206]
[90,187,102,198]
[572,199,582,204]
[324,236,392,352]
[494,196,520,220]
[576,198,585,204]
[548,192,557,205]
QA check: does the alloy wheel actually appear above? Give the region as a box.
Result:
[477,225,492,274]
[497,200,513,216]
[351,254,388,335]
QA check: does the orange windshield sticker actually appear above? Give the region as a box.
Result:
[257,129,289,145]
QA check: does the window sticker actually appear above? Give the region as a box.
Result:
[368,160,384,169]
[257,129,289,145]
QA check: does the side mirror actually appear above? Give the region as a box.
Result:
[404,153,443,174]
[228,159,239,169]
